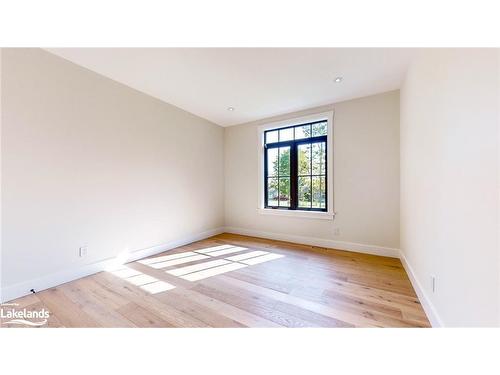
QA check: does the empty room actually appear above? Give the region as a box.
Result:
[2,1,500,372]
[1,47,498,330]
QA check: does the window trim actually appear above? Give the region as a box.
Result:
[257,111,335,220]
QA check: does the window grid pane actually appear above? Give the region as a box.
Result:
[266,130,279,144]
[278,177,290,207]
[279,127,294,142]
[267,177,278,206]
[294,124,311,140]
[298,176,311,208]
[312,176,326,209]
[267,148,278,177]
[312,142,326,175]
[279,147,290,176]
[298,143,311,175]
[312,121,327,136]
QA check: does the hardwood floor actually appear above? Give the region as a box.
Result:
[1,233,430,328]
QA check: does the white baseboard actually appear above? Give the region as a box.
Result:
[0,227,224,303]
[224,226,400,258]
[399,251,443,327]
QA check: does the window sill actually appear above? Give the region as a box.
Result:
[257,208,335,220]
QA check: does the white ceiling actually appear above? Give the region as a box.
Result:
[46,48,417,127]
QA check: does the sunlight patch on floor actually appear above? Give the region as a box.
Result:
[126,273,157,286]
[200,246,248,257]
[167,259,231,277]
[194,244,235,254]
[145,254,210,269]
[138,251,201,265]
[109,266,175,294]
[137,243,285,284]
[181,262,248,281]
[225,250,268,262]
[240,253,284,265]
[139,281,174,294]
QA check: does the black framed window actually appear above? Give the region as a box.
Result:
[264,120,327,211]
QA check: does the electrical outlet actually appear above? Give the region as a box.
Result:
[333,228,340,236]
[79,246,88,258]
[431,275,436,293]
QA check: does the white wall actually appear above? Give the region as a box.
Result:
[400,49,500,327]
[225,91,400,254]
[1,49,224,299]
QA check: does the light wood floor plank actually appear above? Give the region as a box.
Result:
[36,288,101,328]
[168,287,284,328]
[58,281,137,327]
